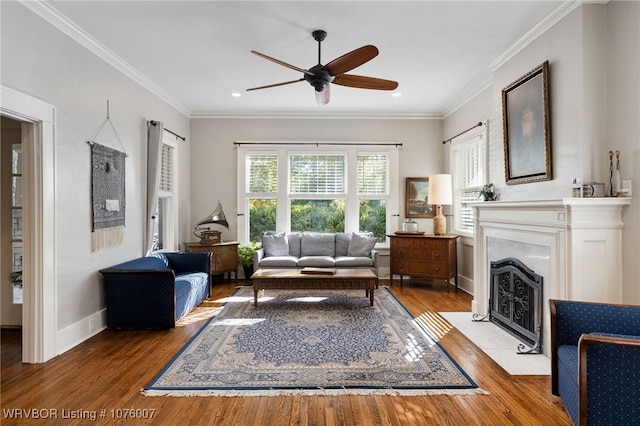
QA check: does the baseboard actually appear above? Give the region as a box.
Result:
[56,309,107,355]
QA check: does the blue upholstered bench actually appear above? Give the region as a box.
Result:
[99,252,210,329]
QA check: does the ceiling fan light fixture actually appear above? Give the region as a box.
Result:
[315,85,330,106]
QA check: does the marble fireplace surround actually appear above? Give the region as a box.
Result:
[472,198,630,356]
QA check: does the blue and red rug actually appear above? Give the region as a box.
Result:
[143,287,482,396]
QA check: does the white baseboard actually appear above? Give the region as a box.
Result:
[56,309,107,355]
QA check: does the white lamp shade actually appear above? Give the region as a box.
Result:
[428,174,453,205]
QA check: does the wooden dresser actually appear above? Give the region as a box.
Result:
[388,234,459,289]
[183,241,239,285]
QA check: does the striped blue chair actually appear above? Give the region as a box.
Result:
[550,299,640,425]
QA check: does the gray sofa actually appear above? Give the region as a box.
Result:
[253,231,378,276]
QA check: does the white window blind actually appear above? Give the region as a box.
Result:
[159,143,173,192]
[451,131,486,234]
[358,154,388,195]
[246,154,278,193]
[289,154,345,194]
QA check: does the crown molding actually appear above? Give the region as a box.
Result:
[190,112,442,120]
[440,72,494,119]
[489,0,583,71]
[20,0,191,117]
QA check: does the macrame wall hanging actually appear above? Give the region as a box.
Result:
[87,101,128,251]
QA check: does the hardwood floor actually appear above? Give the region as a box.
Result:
[1,280,572,425]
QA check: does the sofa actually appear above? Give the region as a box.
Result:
[253,231,378,276]
[549,299,640,425]
[99,252,210,329]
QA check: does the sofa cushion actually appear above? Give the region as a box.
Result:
[348,233,377,257]
[335,256,374,267]
[287,232,302,257]
[262,232,289,257]
[297,256,336,268]
[301,233,335,256]
[259,255,298,268]
[335,233,352,257]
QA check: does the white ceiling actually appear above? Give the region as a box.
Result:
[45,0,565,117]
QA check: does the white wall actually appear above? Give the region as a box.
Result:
[443,2,640,303]
[1,3,190,352]
[189,117,443,278]
[606,0,640,303]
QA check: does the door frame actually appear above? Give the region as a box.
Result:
[1,85,57,363]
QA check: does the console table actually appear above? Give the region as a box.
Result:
[183,241,238,287]
[388,234,459,289]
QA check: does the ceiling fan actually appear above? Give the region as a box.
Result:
[247,30,398,106]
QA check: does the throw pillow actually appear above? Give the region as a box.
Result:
[301,233,335,257]
[261,232,289,257]
[348,233,377,257]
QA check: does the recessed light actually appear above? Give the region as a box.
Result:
[392,92,402,98]
[231,92,242,98]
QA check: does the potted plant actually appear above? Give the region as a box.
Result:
[238,241,260,280]
[479,183,498,201]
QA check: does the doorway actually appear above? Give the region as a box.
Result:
[1,117,24,331]
[1,85,57,363]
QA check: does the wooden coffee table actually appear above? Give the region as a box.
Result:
[251,268,377,306]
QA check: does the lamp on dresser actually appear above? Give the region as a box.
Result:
[427,174,452,236]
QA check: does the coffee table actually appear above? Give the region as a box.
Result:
[251,268,377,306]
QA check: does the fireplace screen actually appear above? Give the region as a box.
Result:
[489,258,543,354]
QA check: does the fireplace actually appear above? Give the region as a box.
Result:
[489,258,542,354]
[472,198,630,357]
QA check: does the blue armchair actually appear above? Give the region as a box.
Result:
[550,299,640,425]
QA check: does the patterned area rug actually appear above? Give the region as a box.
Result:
[143,287,482,396]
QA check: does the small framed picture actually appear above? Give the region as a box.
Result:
[405,177,434,218]
[502,61,552,185]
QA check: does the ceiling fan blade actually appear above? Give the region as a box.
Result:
[323,45,379,76]
[251,51,314,76]
[246,79,304,91]
[315,85,330,106]
[332,74,398,91]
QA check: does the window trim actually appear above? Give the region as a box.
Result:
[153,136,179,252]
[449,123,488,237]
[237,144,398,245]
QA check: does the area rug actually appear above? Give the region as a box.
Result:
[439,312,550,375]
[143,287,483,397]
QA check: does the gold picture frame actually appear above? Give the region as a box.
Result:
[405,177,434,218]
[502,61,552,185]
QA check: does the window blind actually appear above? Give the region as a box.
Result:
[358,154,388,195]
[289,154,346,194]
[246,154,278,193]
[159,143,173,192]
[452,134,485,234]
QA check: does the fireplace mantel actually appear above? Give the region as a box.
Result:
[472,198,631,355]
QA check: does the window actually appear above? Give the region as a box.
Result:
[450,126,487,235]
[11,143,23,304]
[152,137,178,251]
[238,146,397,244]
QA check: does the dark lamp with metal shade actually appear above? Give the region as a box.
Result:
[193,201,229,244]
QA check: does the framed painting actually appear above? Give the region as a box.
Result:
[502,60,552,185]
[405,177,434,218]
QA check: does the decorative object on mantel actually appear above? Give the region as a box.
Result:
[428,174,453,236]
[613,150,622,196]
[193,201,229,244]
[479,183,499,201]
[88,101,127,251]
[502,61,552,185]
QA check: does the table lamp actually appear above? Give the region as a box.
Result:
[193,201,229,244]
[427,174,452,236]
